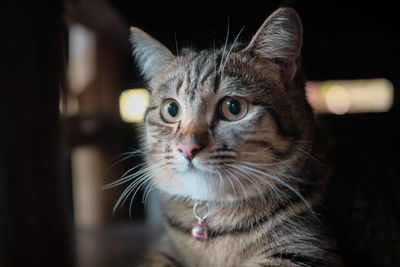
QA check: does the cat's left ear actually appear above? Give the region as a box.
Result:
[243,7,303,81]
[129,27,175,82]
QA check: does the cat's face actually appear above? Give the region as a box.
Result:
[131,8,315,203]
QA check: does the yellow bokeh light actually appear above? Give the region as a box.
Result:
[119,89,150,123]
[325,84,351,115]
[306,78,394,114]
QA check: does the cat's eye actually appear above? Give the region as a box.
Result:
[160,99,182,123]
[219,97,248,121]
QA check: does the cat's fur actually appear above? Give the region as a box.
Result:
[129,8,341,266]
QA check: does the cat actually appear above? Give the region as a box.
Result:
[127,7,341,266]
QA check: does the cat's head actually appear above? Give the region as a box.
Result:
[130,8,315,204]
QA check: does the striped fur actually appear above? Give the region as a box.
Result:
[129,8,341,266]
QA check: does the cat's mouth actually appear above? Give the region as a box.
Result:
[176,159,200,173]
[187,162,197,170]
[174,153,211,175]
[183,161,196,172]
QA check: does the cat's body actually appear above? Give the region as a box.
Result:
[129,8,341,266]
[153,190,337,267]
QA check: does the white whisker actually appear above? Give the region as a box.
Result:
[225,168,248,200]
[221,26,245,76]
[237,146,272,155]
[292,144,324,166]
[221,17,230,68]
[106,148,165,174]
[226,164,263,196]
[102,161,149,189]
[142,165,170,204]
[105,150,144,173]
[212,36,217,74]
[174,33,180,57]
[126,164,170,216]
[103,161,161,189]
[216,165,237,199]
[109,160,168,215]
[228,164,282,201]
[236,163,313,213]
[236,158,293,168]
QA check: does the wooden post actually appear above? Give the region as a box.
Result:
[0,1,74,266]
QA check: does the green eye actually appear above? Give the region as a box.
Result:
[219,97,248,121]
[161,99,182,123]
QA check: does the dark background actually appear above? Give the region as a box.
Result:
[114,0,399,85]
[1,0,399,266]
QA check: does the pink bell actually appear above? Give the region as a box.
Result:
[191,219,208,241]
[191,202,209,241]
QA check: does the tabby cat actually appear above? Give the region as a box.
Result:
[128,7,341,266]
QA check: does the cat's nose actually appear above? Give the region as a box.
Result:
[176,142,202,160]
[176,122,208,161]
[176,130,207,161]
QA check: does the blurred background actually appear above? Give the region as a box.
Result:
[0,0,399,266]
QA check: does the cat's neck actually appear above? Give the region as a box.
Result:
[161,182,319,223]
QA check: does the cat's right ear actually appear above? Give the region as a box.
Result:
[242,8,303,82]
[129,27,175,82]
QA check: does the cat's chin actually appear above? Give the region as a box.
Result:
[169,169,223,202]
[153,155,258,202]
[155,167,245,203]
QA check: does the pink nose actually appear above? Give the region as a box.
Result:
[176,142,201,159]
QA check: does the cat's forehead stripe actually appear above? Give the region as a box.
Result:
[174,50,224,97]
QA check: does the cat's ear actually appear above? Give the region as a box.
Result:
[243,8,303,81]
[129,27,175,82]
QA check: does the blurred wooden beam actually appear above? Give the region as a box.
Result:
[0,1,74,267]
[64,0,130,50]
